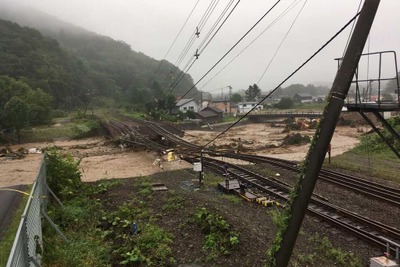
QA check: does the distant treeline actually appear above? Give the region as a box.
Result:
[0,19,197,114]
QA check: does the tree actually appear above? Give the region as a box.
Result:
[185,110,196,120]
[3,97,30,142]
[245,84,261,101]
[274,97,294,109]
[24,88,54,124]
[164,95,177,114]
[231,93,243,103]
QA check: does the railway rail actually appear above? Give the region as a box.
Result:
[217,152,400,207]
[102,117,400,256]
[196,156,400,255]
[103,117,400,208]
[104,117,400,208]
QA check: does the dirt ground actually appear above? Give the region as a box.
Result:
[0,124,362,188]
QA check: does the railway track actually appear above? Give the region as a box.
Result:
[217,152,400,207]
[198,156,400,254]
[102,117,400,254]
[102,120,167,151]
[106,117,400,208]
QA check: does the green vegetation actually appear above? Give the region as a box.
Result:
[0,186,31,266]
[325,115,400,184]
[294,235,362,267]
[0,19,196,110]
[282,133,311,145]
[223,115,237,123]
[275,84,329,98]
[203,173,223,187]
[325,151,399,184]
[13,118,101,143]
[0,17,198,137]
[274,97,294,109]
[162,193,185,211]
[193,208,239,262]
[245,84,261,101]
[43,151,175,266]
[220,194,241,205]
[268,210,362,267]
[352,116,400,156]
[46,149,82,201]
[44,149,108,266]
[100,201,174,266]
[231,93,243,103]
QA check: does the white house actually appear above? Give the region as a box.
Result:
[237,102,263,114]
[176,98,199,113]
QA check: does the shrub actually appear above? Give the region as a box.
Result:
[282,133,311,145]
[46,149,82,201]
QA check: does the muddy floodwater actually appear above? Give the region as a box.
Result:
[0,124,362,187]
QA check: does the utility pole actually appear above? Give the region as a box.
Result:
[271,1,381,266]
[229,86,232,116]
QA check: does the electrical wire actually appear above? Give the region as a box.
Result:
[198,0,239,54]
[160,0,221,91]
[198,0,220,31]
[341,0,364,59]
[148,0,201,87]
[176,0,283,102]
[165,58,198,97]
[166,0,242,97]
[198,0,303,91]
[201,11,361,148]
[257,0,307,84]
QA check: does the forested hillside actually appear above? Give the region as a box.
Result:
[0,4,197,111]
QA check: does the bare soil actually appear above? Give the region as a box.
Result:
[1,124,394,266]
[0,124,361,187]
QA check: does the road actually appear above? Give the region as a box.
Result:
[0,184,26,242]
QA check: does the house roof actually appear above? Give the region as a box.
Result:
[237,101,258,105]
[295,93,312,98]
[210,99,229,103]
[200,106,223,113]
[176,98,195,107]
[197,110,219,118]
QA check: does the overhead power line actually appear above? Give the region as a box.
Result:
[160,0,222,91]
[165,0,242,97]
[342,0,364,59]
[257,0,308,84]
[176,0,283,101]
[201,11,362,148]
[198,0,304,91]
[148,0,200,87]
[197,0,238,54]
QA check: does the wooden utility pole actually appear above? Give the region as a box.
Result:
[271,1,381,266]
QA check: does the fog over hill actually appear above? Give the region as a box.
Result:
[0,1,93,39]
[0,1,199,110]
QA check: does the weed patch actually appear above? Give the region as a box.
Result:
[193,207,239,262]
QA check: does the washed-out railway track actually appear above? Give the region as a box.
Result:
[195,156,400,254]
[102,117,400,253]
[104,117,400,208]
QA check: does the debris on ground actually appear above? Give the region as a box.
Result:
[0,146,25,159]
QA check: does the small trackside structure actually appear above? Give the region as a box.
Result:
[195,106,224,124]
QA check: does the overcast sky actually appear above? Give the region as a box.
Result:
[8,0,400,93]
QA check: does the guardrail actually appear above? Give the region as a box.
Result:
[6,157,47,266]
